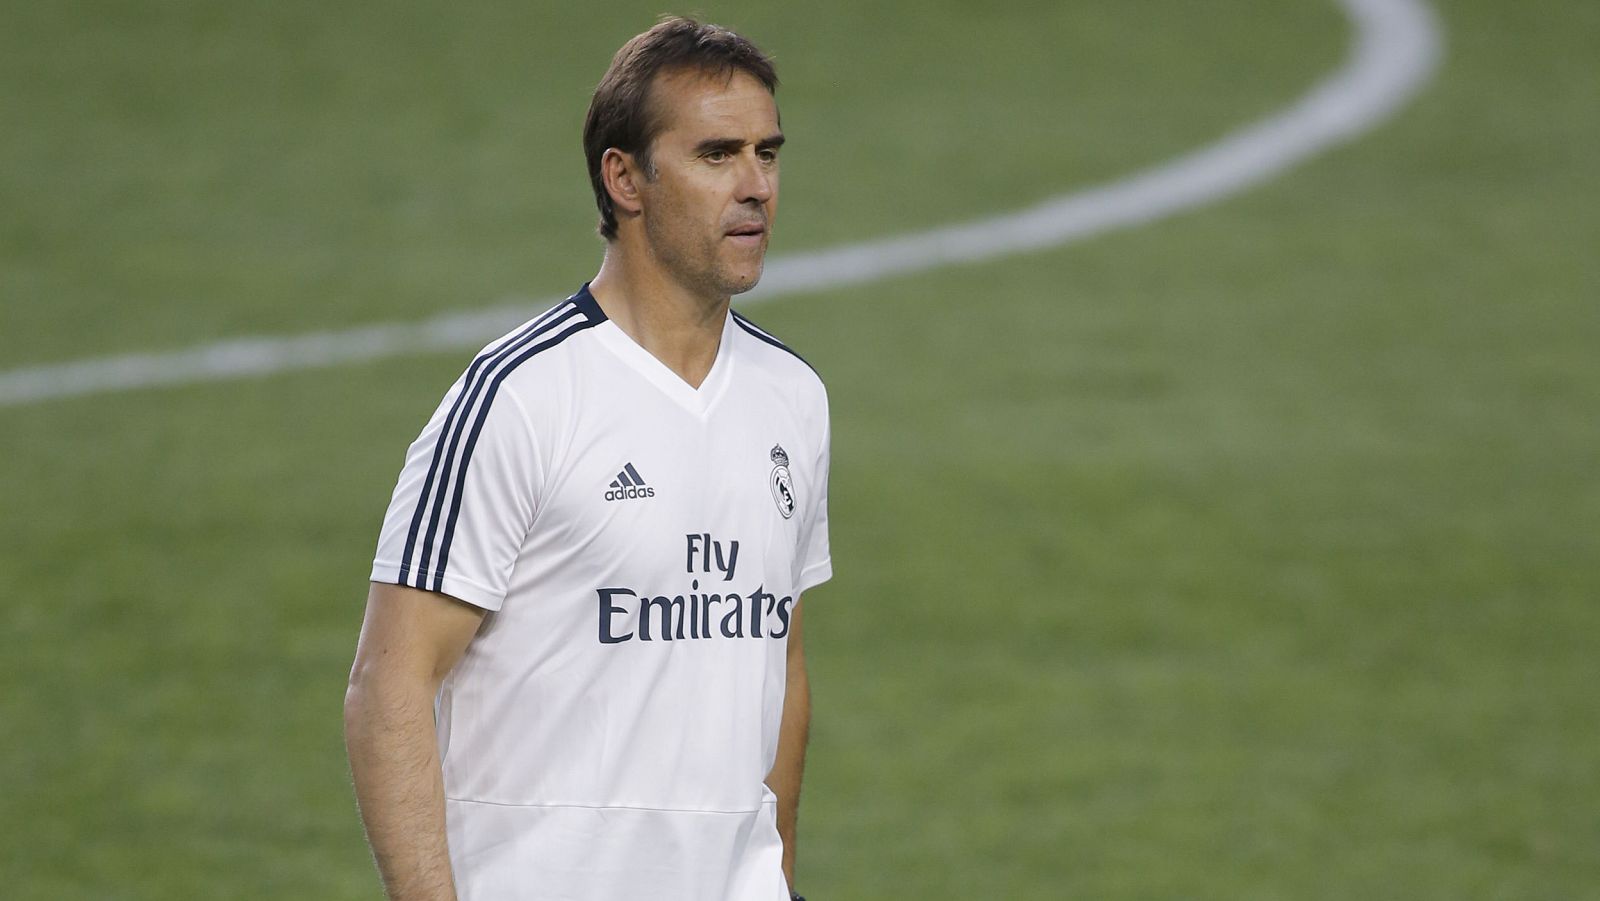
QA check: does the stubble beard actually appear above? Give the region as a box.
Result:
[645,214,766,301]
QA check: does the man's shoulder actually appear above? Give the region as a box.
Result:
[452,291,607,397]
[728,308,826,398]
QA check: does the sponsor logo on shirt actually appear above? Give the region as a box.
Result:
[596,533,795,643]
[604,462,656,501]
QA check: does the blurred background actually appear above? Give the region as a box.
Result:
[3,0,1597,897]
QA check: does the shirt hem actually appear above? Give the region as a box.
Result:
[370,561,506,611]
[445,796,774,815]
[796,558,833,595]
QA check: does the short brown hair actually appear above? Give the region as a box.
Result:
[583,17,779,240]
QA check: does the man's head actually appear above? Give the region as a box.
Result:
[584,18,783,297]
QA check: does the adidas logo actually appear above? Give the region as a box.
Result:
[604,462,656,501]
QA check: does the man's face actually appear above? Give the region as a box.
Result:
[635,68,782,299]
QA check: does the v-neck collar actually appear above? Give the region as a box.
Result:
[584,284,736,417]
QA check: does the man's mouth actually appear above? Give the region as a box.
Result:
[725,222,766,238]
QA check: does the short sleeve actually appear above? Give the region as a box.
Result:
[370,374,541,611]
[794,395,832,595]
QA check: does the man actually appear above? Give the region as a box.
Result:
[343,17,829,901]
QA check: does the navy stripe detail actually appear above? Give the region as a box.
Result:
[398,299,577,585]
[730,311,820,376]
[403,302,579,588]
[616,468,634,488]
[623,462,645,486]
[569,282,605,322]
[400,284,607,589]
[432,315,604,588]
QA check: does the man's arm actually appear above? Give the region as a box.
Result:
[766,599,811,890]
[344,581,486,901]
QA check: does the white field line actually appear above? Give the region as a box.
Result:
[0,0,1440,409]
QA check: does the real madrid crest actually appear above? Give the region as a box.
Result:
[769,444,796,519]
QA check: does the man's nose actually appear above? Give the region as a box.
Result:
[736,154,774,204]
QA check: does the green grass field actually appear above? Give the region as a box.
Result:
[3,0,1597,897]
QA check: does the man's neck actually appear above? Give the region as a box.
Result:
[588,247,730,390]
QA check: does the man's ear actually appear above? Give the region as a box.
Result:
[602,148,645,220]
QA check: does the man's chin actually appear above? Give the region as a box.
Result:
[720,261,765,296]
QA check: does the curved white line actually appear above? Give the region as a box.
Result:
[0,0,1440,408]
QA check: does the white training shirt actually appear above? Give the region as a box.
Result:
[370,284,831,901]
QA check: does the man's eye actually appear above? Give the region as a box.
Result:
[705,150,730,162]
[758,150,779,164]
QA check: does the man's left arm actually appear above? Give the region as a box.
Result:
[767,598,810,890]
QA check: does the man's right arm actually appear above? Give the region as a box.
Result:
[344,581,486,901]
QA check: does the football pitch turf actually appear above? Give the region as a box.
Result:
[2,1,1597,898]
